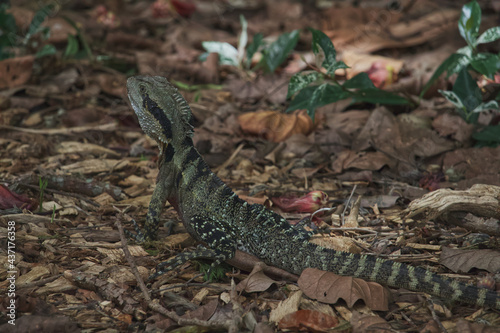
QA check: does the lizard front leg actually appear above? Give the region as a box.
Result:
[127,164,172,242]
[149,216,236,280]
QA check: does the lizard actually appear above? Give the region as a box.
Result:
[126,75,500,310]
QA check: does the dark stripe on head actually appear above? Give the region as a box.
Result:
[142,93,173,139]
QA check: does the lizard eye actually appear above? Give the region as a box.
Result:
[138,84,147,94]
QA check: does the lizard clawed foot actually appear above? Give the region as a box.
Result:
[124,219,147,243]
[148,245,229,281]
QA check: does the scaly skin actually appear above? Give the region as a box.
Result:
[127,75,500,309]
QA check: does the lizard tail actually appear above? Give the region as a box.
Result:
[316,248,500,309]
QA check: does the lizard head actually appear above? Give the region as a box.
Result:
[127,76,194,158]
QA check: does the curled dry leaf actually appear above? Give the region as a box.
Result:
[278,310,341,333]
[439,247,500,274]
[298,268,390,311]
[238,110,316,142]
[236,264,283,293]
[350,311,391,332]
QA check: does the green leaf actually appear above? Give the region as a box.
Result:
[472,125,500,147]
[453,68,481,113]
[350,88,409,105]
[202,41,238,66]
[458,0,481,48]
[287,84,348,119]
[472,100,500,113]
[261,30,299,73]
[237,15,248,66]
[287,72,320,98]
[64,34,79,58]
[246,33,263,68]
[456,46,473,57]
[308,27,345,74]
[469,53,500,78]
[343,72,375,90]
[0,49,13,60]
[25,4,54,45]
[439,90,466,110]
[61,16,93,61]
[35,44,56,58]
[0,4,18,37]
[420,53,468,97]
[476,26,500,45]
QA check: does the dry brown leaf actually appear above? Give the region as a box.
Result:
[182,299,218,321]
[238,110,315,142]
[298,268,390,311]
[0,55,34,89]
[95,73,127,97]
[310,235,364,254]
[341,50,404,82]
[236,264,283,293]
[350,311,391,333]
[439,247,500,274]
[331,150,393,174]
[352,107,455,174]
[278,310,341,333]
[432,113,475,144]
[442,147,500,187]
[327,8,458,53]
[456,318,500,333]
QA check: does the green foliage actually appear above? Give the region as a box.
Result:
[201,15,297,73]
[458,0,481,49]
[309,28,348,75]
[0,3,57,59]
[24,4,54,46]
[61,16,94,60]
[421,0,500,96]
[201,41,239,66]
[246,33,263,68]
[64,34,79,58]
[260,30,299,73]
[428,1,500,146]
[287,28,409,120]
[0,4,17,59]
[38,177,49,212]
[438,68,498,123]
[472,125,500,147]
[197,261,229,282]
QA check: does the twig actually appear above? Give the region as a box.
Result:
[114,209,232,330]
[0,123,118,135]
[228,279,244,333]
[18,274,62,289]
[18,182,100,207]
[213,143,245,173]
[341,184,357,226]
[427,300,448,333]
[115,215,151,302]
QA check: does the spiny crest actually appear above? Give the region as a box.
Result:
[171,89,194,136]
